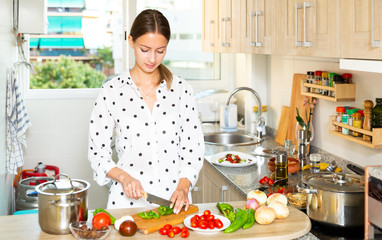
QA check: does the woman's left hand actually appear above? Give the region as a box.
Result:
[170,178,191,214]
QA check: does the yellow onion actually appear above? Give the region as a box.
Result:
[255,206,276,225]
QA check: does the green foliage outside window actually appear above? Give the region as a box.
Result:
[30,55,106,89]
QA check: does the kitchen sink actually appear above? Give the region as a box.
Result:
[204,132,262,146]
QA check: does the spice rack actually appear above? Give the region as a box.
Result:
[328,116,382,149]
[301,79,355,102]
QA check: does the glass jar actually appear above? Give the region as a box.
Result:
[322,72,329,96]
[275,152,288,181]
[332,75,344,98]
[309,153,321,173]
[307,71,314,93]
[342,73,352,84]
[328,72,337,97]
[342,111,349,135]
[336,106,345,132]
[352,112,362,137]
[346,109,359,135]
[314,71,322,94]
[372,98,382,128]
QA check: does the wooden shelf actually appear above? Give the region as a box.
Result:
[329,116,382,149]
[301,79,355,102]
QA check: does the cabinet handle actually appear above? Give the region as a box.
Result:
[295,3,302,47]
[209,20,214,47]
[221,185,228,202]
[255,10,263,47]
[221,17,231,47]
[193,187,199,192]
[250,11,255,46]
[372,0,380,47]
[303,2,312,47]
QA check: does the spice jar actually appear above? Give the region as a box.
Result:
[372,98,382,128]
[342,111,350,135]
[333,75,343,98]
[336,106,345,132]
[322,72,329,96]
[342,73,352,84]
[328,73,337,97]
[347,109,359,135]
[307,71,314,92]
[314,71,322,94]
[352,112,362,137]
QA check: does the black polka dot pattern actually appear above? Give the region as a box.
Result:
[88,72,204,209]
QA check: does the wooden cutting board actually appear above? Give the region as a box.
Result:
[275,106,290,145]
[286,74,313,149]
[131,205,199,234]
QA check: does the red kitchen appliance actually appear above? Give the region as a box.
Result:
[13,162,59,188]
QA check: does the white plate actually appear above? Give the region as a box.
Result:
[210,151,257,167]
[183,214,230,234]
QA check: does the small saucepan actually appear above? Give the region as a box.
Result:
[300,172,364,228]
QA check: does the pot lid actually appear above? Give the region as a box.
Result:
[36,173,89,195]
[302,172,364,193]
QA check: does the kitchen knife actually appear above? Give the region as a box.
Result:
[143,192,172,206]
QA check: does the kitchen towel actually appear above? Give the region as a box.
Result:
[6,67,32,174]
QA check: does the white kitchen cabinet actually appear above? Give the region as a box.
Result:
[277,0,340,57]
[202,0,241,53]
[341,0,382,59]
[240,0,275,54]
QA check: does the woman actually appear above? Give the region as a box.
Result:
[88,9,204,214]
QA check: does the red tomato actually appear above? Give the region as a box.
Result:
[214,219,223,229]
[194,215,200,221]
[200,215,206,221]
[207,221,215,229]
[268,179,275,185]
[206,214,215,221]
[190,221,198,228]
[167,229,175,238]
[181,227,188,232]
[172,226,181,234]
[159,228,168,235]
[198,220,208,229]
[190,216,199,223]
[92,212,111,230]
[180,230,190,238]
[259,179,265,184]
[203,210,211,216]
[164,224,173,230]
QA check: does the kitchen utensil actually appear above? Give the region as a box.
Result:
[131,204,199,234]
[301,172,364,227]
[144,192,172,206]
[220,104,238,131]
[209,151,257,167]
[183,214,230,233]
[275,106,290,145]
[287,74,313,151]
[36,173,90,235]
[284,139,295,157]
[347,164,365,175]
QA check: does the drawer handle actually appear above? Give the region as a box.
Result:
[221,185,228,202]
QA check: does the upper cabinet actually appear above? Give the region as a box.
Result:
[202,0,241,53]
[341,0,382,59]
[277,0,341,57]
[240,0,275,54]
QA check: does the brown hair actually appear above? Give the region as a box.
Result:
[130,9,173,89]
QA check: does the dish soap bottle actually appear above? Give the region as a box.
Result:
[372,98,382,128]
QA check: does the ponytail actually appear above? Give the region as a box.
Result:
[158,64,173,89]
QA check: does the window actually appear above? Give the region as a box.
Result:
[27,0,221,96]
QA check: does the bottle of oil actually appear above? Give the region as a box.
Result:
[372,98,382,128]
[275,152,288,181]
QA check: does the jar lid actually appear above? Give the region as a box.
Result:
[302,172,364,193]
[307,71,314,75]
[314,71,322,76]
[336,106,345,112]
[342,73,352,78]
[321,72,329,78]
[328,73,337,78]
[353,112,361,118]
[347,108,359,115]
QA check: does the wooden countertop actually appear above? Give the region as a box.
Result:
[0,202,311,240]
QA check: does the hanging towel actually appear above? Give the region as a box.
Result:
[6,67,32,175]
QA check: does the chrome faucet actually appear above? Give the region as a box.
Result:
[225,87,265,140]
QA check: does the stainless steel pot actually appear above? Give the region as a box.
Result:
[301,172,364,227]
[35,173,90,235]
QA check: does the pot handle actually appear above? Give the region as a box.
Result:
[297,183,317,194]
[49,198,82,207]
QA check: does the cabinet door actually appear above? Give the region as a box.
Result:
[219,0,241,53]
[278,0,340,57]
[341,0,382,59]
[240,0,274,54]
[202,0,219,52]
[191,168,204,204]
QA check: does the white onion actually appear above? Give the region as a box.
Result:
[268,201,289,219]
[266,193,288,206]
[114,215,134,231]
[255,206,276,225]
[245,198,260,211]
[247,190,267,206]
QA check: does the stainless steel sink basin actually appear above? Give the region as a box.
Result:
[204,132,262,146]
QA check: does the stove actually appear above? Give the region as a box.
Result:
[310,220,364,240]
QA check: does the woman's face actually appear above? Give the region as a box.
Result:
[129,32,168,73]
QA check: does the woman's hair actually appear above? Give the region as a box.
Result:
[130,9,173,89]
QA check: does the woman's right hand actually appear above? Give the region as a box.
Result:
[107,167,144,200]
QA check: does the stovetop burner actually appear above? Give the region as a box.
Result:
[310,220,364,240]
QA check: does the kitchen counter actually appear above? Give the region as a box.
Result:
[0,202,312,240]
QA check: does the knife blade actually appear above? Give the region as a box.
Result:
[144,192,172,206]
